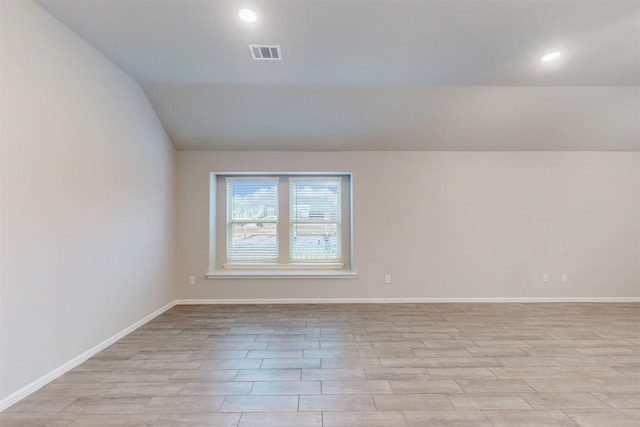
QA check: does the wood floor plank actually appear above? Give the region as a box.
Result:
[2,302,637,426]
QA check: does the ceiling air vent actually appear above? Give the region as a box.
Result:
[249,44,282,60]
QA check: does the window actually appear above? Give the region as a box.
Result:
[209,173,353,277]
[289,177,342,263]
[226,178,279,264]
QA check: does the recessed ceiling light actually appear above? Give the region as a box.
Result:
[239,9,257,23]
[541,52,562,62]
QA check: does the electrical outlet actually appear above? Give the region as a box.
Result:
[561,274,568,284]
[543,273,549,283]
[188,275,196,285]
[384,274,391,284]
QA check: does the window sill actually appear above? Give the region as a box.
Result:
[205,270,357,280]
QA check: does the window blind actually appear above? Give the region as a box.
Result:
[226,178,278,263]
[289,177,342,263]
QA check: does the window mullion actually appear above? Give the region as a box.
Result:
[278,176,290,264]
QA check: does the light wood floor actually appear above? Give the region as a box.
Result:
[2,303,639,426]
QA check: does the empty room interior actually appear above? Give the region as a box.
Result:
[1,0,639,426]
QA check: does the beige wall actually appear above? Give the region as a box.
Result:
[0,1,176,400]
[176,151,640,300]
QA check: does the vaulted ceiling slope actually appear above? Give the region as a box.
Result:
[38,0,640,151]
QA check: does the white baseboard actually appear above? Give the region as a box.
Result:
[175,297,640,305]
[0,300,176,412]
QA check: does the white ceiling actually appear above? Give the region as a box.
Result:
[38,0,640,151]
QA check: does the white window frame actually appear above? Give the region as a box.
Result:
[207,172,356,279]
